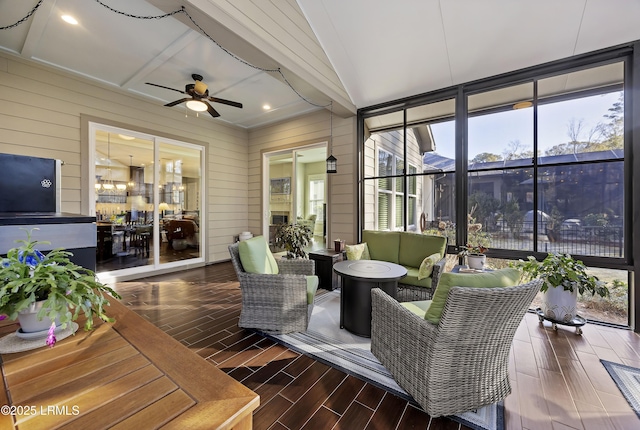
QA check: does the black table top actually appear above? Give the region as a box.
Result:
[333,260,407,282]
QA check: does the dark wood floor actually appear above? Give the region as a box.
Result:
[113,262,640,430]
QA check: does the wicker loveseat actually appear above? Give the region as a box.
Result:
[228,236,318,333]
[371,269,541,417]
[359,230,447,300]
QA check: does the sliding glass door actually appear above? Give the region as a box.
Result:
[91,124,204,276]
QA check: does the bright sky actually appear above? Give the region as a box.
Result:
[431,91,621,160]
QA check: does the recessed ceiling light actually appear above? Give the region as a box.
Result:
[263,104,271,110]
[513,101,533,110]
[61,15,78,25]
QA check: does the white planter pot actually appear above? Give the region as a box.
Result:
[18,301,60,333]
[467,254,487,270]
[542,287,578,323]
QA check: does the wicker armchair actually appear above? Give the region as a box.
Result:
[371,279,542,417]
[228,241,317,333]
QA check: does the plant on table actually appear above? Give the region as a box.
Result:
[0,228,121,347]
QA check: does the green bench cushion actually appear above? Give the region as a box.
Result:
[401,266,433,288]
[362,230,400,263]
[398,232,446,268]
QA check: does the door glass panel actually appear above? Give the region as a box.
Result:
[159,141,202,263]
[95,132,154,272]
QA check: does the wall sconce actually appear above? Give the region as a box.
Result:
[326,101,337,174]
[326,155,337,174]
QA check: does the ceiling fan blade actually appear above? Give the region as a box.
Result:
[204,101,220,117]
[208,96,243,109]
[145,82,186,94]
[165,98,190,107]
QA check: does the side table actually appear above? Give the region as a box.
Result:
[309,249,343,290]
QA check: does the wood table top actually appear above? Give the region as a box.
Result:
[0,297,259,430]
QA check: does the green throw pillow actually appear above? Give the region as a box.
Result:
[417,253,441,280]
[345,243,370,260]
[238,236,279,274]
[424,268,522,324]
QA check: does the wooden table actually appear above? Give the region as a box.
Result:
[0,298,259,429]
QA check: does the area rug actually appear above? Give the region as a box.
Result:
[261,290,504,430]
[601,360,640,417]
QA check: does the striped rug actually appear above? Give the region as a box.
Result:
[601,360,640,417]
[263,290,503,430]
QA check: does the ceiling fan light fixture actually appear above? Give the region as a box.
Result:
[186,100,208,112]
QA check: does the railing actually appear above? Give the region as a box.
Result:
[424,221,624,258]
[486,224,624,257]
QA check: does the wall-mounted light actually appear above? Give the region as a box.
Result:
[326,155,337,174]
[326,101,337,174]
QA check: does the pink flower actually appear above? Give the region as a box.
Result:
[0,315,6,321]
[46,322,56,348]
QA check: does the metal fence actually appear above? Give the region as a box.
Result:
[486,224,624,258]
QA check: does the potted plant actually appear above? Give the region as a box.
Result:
[458,243,489,270]
[0,229,121,347]
[516,253,609,323]
[274,223,312,259]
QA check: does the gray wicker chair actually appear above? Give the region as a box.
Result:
[228,242,316,333]
[371,279,542,417]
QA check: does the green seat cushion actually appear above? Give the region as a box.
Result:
[401,266,433,288]
[417,253,441,280]
[306,275,319,304]
[345,243,370,260]
[401,300,432,318]
[362,230,400,263]
[238,236,279,274]
[398,232,446,268]
[424,268,522,324]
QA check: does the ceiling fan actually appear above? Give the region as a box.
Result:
[145,74,243,118]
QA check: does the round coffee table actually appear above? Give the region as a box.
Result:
[333,260,407,337]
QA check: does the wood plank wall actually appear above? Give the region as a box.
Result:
[0,51,249,263]
[0,51,359,263]
[248,110,357,245]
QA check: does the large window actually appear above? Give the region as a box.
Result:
[359,55,632,327]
